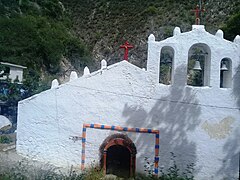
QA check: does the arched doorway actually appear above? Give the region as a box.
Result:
[99,134,137,178]
[106,144,130,177]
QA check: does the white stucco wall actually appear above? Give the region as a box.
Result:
[17,25,240,180]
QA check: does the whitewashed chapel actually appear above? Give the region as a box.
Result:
[17,25,240,179]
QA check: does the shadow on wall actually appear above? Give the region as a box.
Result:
[217,63,240,177]
[233,64,240,108]
[122,65,201,174]
[217,128,240,178]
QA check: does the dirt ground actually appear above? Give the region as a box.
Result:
[0,133,29,172]
[0,133,81,178]
[0,133,23,163]
[0,133,62,175]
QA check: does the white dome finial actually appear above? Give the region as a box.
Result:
[234,35,240,44]
[215,29,224,39]
[51,79,59,89]
[83,66,90,76]
[70,71,78,81]
[101,59,107,70]
[148,34,155,42]
[173,27,181,36]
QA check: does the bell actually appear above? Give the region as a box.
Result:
[221,62,228,71]
[193,60,202,70]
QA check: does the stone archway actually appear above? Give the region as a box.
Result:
[99,134,137,178]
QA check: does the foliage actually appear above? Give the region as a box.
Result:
[0,0,65,20]
[0,15,87,74]
[143,153,195,180]
[0,160,84,180]
[0,135,12,144]
[22,70,50,96]
[144,157,155,177]
[0,0,90,75]
[159,64,171,85]
[222,12,240,41]
[82,165,104,180]
[0,80,39,104]
[0,81,22,103]
[60,0,240,70]
[159,153,195,180]
[160,50,173,85]
[0,69,52,103]
[0,156,195,180]
[144,6,159,16]
[0,0,91,102]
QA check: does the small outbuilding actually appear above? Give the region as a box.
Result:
[0,62,27,83]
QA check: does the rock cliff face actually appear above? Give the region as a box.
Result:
[63,0,240,69]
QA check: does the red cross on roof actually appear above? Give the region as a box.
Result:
[120,41,133,61]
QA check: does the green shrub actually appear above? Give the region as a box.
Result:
[143,153,195,180]
[144,6,158,16]
[0,160,84,180]
[0,15,88,74]
[82,165,104,180]
[0,135,13,144]
[0,0,90,76]
[159,152,195,180]
[222,12,240,41]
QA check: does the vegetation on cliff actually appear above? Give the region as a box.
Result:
[0,0,239,92]
[63,0,240,67]
[0,0,90,98]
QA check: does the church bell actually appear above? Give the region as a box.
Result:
[193,60,202,70]
[220,62,228,71]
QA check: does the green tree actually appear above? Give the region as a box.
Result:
[0,15,87,73]
[0,0,90,100]
[222,12,240,41]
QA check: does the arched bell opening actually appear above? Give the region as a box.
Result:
[99,134,137,178]
[187,43,211,87]
[159,46,174,85]
[220,58,232,88]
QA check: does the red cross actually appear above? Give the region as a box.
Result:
[120,41,133,61]
[192,4,205,25]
